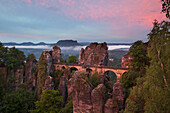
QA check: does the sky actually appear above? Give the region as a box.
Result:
[0,0,167,43]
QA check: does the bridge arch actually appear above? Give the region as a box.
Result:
[62,66,66,70]
[69,67,78,74]
[104,70,117,83]
[86,68,92,73]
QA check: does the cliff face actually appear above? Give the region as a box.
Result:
[56,40,81,46]
[62,71,124,113]
[121,53,133,68]
[79,42,108,66]
[25,59,37,90]
[52,45,61,64]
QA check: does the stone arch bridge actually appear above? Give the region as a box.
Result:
[54,63,128,79]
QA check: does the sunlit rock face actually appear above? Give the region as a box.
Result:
[91,84,106,113]
[79,42,108,66]
[42,50,53,76]
[42,76,54,91]
[41,45,61,76]
[112,81,124,110]
[121,53,133,68]
[71,71,93,113]
[104,98,119,113]
[52,45,61,64]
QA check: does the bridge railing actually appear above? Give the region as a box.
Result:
[54,63,129,70]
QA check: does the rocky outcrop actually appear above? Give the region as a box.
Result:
[104,81,124,112]
[79,42,108,66]
[91,84,106,113]
[104,98,119,113]
[58,76,67,107]
[112,81,124,110]
[42,76,54,91]
[52,45,61,63]
[42,50,53,76]
[72,71,93,113]
[11,68,24,90]
[41,45,61,76]
[121,53,133,68]
[25,59,37,90]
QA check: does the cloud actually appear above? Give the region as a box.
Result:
[0,0,167,43]
[22,0,165,37]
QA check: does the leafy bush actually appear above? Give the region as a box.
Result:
[32,89,62,113]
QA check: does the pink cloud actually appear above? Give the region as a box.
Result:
[25,0,32,4]
[23,0,166,37]
[25,0,165,25]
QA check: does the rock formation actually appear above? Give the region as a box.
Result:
[112,81,124,110]
[58,76,67,107]
[91,84,106,113]
[72,71,93,113]
[121,53,133,68]
[104,81,124,113]
[79,42,108,66]
[52,45,61,63]
[42,76,54,91]
[25,59,37,90]
[42,50,53,76]
[104,98,119,113]
[41,45,61,76]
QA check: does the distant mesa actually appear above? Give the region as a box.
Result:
[3,40,82,47]
[56,40,82,47]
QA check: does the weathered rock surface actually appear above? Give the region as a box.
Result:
[42,76,54,91]
[11,68,24,90]
[112,81,124,110]
[58,76,67,107]
[42,50,53,76]
[79,42,108,66]
[121,53,133,68]
[91,84,106,113]
[104,98,119,113]
[72,71,93,113]
[52,45,61,63]
[25,59,37,90]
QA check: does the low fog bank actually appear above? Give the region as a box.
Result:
[6,45,131,51]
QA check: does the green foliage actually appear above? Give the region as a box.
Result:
[129,40,149,72]
[143,20,170,113]
[60,99,73,113]
[89,73,100,88]
[32,89,62,113]
[61,58,67,63]
[68,55,77,63]
[38,53,47,87]
[124,20,170,113]
[0,83,35,113]
[124,78,145,113]
[0,42,8,66]
[121,70,141,89]
[26,53,36,62]
[5,47,25,71]
[52,69,64,89]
